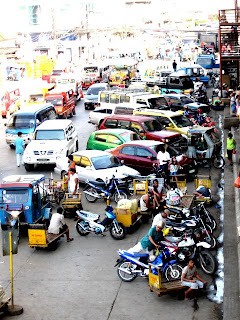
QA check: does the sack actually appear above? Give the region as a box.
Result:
[233,148,236,154]
[234,176,240,188]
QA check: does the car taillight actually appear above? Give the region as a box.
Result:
[198,108,203,114]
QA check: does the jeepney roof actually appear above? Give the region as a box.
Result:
[1,174,45,186]
[188,127,211,134]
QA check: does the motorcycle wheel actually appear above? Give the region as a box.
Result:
[203,234,217,250]
[204,213,217,231]
[199,250,216,275]
[113,190,129,203]
[84,187,99,203]
[109,223,126,240]
[164,264,183,281]
[76,219,90,236]
[213,155,225,169]
[117,261,138,282]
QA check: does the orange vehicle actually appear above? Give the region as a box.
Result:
[45,86,76,118]
[1,88,21,118]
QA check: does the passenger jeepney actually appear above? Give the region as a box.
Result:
[108,59,138,87]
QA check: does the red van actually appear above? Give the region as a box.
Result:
[99,114,186,148]
[45,86,76,118]
[1,88,21,118]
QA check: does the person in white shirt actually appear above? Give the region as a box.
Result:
[151,209,169,227]
[48,207,73,242]
[157,145,170,175]
[65,168,79,194]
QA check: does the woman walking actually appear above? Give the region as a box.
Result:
[227,132,236,166]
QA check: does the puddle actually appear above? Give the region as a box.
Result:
[207,114,224,304]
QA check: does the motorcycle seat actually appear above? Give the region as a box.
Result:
[122,250,149,258]
[88,180,105,186]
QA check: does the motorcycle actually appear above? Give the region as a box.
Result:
[162,232,216,275]
[84,175,129,203]
[115,246,183,282]
[75,205,126,240]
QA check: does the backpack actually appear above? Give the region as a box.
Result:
[166,189,181,206]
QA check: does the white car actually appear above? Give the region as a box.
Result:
[54,150,140,183]
[23,119,78,171]
[88,105,117,126]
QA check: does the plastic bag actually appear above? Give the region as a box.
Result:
[233,148,236,154]
[234,176,240,188]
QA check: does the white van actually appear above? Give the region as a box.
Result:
[88,103,144,126]
[98,90,169,110]
[23,119,78,171]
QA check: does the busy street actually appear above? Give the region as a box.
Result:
[0,1,240,320]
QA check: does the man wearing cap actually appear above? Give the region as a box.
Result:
[128,221,165,254]
[152,209,169,228]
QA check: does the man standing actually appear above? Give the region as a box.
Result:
[157,145,170,175]
[66,168,79,194]
[172,60,177,72]
[14,132,25,167]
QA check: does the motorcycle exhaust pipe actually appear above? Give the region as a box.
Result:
[83,190,101,198]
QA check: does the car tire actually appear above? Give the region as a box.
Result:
[24,163,34,171]
[84,104,88,110]
[73,108,76,115]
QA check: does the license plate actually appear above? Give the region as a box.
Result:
[37,159,49,161]
[189,169,195,173]
[85,82,90,85]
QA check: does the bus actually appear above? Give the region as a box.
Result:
[81,63,111,88]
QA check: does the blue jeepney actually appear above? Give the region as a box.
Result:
[175,65,209,83]
[0,175,51,228]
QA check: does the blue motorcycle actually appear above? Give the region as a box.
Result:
[84,175,129,203]
[115,246,183,282]
[76,205,126,240]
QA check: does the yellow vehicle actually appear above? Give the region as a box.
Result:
[108,59,138,87]
[133,109,202,137]
[25,81,55,104]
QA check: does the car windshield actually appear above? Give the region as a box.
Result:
[91,155,120,170]
[35,129,65,140]
[120,132,140,142]
[29,94,44,102]
[148,97,168,108]
[2,189,29,203]
[45,97,62,106]
[86,87,105,95]
[180,96,194,104]
[181,77,194,89]
[142,119,163,132]
[7,115,35,129]
[206,129,220,143]
[84,67,98,73]
[171,115,192,127]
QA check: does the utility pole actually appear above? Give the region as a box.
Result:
[51,7,57,60]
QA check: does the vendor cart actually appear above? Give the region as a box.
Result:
[148,263,187,297]
[170,175,187,195]
[28,224,66,250]
[194,175,212,204]
[61,193,82,217]
[115,199,142,229]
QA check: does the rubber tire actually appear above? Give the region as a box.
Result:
[199,250,216,275]
[73,108,76,115]
[84,104,89,110]
[204,212,217,231]
[10,145,15,149]
[213,155,225,169]
[117,261,138,282]
[84,187,99,203]
[24,163,34,171]
[113,190,129,203]
[109,223,126,240]
[164,264,183,281]
[203,234,217,250]
[69,112,73,118]
[76,219,90,236]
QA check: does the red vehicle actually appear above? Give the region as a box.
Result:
[99,114,186,149]
[42,69,63,83]
[45,86,76,118]
[1,88,21,118]
[108,140,196,176]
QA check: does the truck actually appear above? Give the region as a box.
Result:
[196,54,220,70]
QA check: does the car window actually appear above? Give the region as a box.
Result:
[118,120,130,129]
[108,135,121,144]
[171,115,192,127]
[180,96,194,104]
[80,156,92,167]
[157,116,171,126]
[95,134,108,142]
[100,92,110,103]
[149,97,168,108]
[104,119,118,128]
[130,122,143,132]
[136,147,153,158]
[169,98,181,105]
[106,109,113,114]
[91,155,120,170]
[120,146,135,156]
[142,119,163,132]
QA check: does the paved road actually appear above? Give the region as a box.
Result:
[0,96,223,320]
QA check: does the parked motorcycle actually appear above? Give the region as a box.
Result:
[115,246,183,282]
[75,205,126,240]
[84,175,129,203]
[162,232,216,275]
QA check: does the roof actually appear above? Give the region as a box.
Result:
[36,119,73,130]
[188,127,211,134]
[102,114,155,121]
[72,150,110,158]
[120,140,163,147]
[1,174,45,185]
[135,109,183,117]
[88,83,109,88]
[13,103,54,115]
[94,129,135,135]
[162,93,186,98]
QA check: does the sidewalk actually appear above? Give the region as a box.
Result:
[223,106,240,320]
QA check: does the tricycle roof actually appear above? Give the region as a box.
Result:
[188,127,212,134]
[0,174,45,188]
